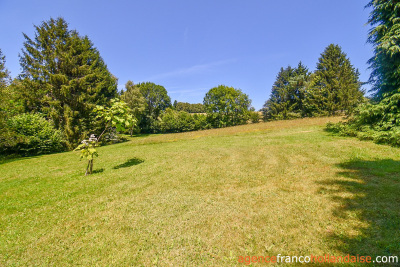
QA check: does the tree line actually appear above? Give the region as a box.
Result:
[2,0,396,156]
[262,44,365,120]
[173,101,206,113]
[0,17,256,155]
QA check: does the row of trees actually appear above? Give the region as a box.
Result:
[0,16,369,157]
[119,81,253,132]
[260,0,400,149]
[173,101,206,113]
[5,0,396,155]
[0,17,255,155]
[262,44,365,120]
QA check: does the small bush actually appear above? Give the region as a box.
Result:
[1,113,66,155]
[250,111,261,123]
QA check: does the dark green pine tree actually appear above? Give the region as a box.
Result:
[262,62,310,120]
[18,18,118,148]
[326,1,400,148]
[367,0,400,98]
[262,66,294,120]
[290,62,310,116]
[304,44,363,116]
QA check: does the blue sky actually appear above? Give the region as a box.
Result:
[0,0,373,110]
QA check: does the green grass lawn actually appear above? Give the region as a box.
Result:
[1,117,399,266]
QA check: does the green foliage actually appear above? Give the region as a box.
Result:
[0,49,11,89]
[18,17,118,148]
[174,102,206,113]
[0,51,27,156]
[74,134,98,175]
[75,99,135,175]
[327,90,400,147]
[263,46,364,121]
[304,44,364,116]
[0,50,23,124]
[75,135,99,161]
[0,113,65,155]
[136,82,171,131]
[263,62,310,120]
[120,81,146,133]
[249,111,261,123]
[204,85,251,127]
[367,0,400,98]
[0,80,24,117]
[157,108,210,133]
[328,3,400,147]
[94,99,136,136]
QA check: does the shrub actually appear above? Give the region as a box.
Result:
[326,91,400,147]
[193,113,211,130]
[1,113,66,155]
[250,111,261,123]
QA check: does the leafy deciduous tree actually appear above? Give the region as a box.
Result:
[175,101,205,113]
[204,85,251,127]
[121,80,146,134]
[136,82,171,130]
[0,49,10,89]
[75,99,135,175]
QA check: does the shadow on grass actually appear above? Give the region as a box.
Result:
[0,154,38,165]
[92,168,105,174]
[319,159,400,258]
[113,158,144,169]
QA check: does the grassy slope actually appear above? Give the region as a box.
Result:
[0,117,399,266]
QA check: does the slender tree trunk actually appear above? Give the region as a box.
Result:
[85,160,90,176]
[90,159,93,174]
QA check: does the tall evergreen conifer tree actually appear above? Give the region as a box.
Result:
[18,17,117,147]
[367,0,400,98]
[304,44,363,116]
[327,1,400,147]
[263,62,310,120]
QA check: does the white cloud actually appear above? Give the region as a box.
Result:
[146,58,237,81]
